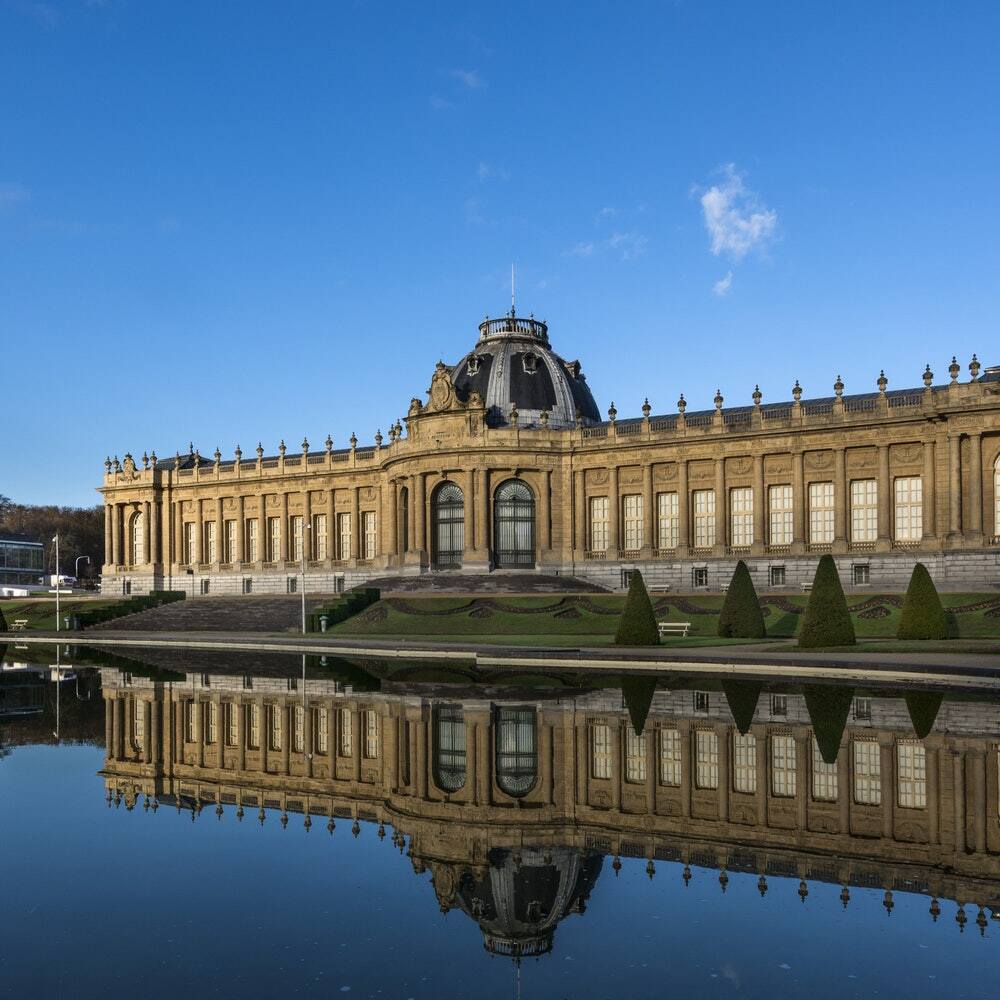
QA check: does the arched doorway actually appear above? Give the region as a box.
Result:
[493,479,534,568]
[433,704,466,792]
[130,511,144,566]
[432,482,464,568]
[495,706,537,797]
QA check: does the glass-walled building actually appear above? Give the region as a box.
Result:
[0,533,44,588]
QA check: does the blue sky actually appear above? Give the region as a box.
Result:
[2,0,998,506]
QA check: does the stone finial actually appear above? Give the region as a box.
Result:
[641,397,651,418]
[193,449,201,468]
[375,429,383,448]
[792,380,802,402]
[677,393,686,414]
[752,385,762,407]
[607,401,617,423]
[834,375,844,397]
[175,450,181,467]
[234,445,242,462]
[256,442,264,460]
[278,439,286,457]
[949,356,960,382]
[301,437,309,455]
[142,451,149,470]
[112,454,121,472]
[877,369,888,394]
[189,441,194,456]
[150,451,157,468]
[349,432,358,449]
[970,353,981,382]
[325,434,333,453]
[539,408,550,428]
[923,364,934,387]
[104,457,111,474]
[213,447,222,465]
[713,389,724,410]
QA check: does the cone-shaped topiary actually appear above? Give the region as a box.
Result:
[721,680,762,735]
[615,570,660,646]
[897,563,949,640]
[905,690,944,739]
[798,555,856,648]
[621,675,658,736]
[804,685,855,764]
[0,605,6,631]
[718,561,766,638]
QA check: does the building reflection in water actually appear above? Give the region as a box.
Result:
[98,654,1000,953]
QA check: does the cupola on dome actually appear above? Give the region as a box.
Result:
[449,312,601,428]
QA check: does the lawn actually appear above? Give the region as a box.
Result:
[0,596,120,631]
[328,592,1000,643]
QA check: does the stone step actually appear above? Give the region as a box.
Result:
[88,595,329,633]
[364,573,609,594]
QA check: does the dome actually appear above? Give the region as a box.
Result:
[450,314,601,429]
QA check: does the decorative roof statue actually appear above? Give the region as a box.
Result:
[877,370,888,394]
[641,397,651,418]
[834,374,844,396]
[970,353,981,382]
[752,385,762,407]
[949,356,961,382]
[792,380,802,402]
[923,364,934,387]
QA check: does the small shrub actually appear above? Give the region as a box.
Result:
[804,685,855,764]
[721,680,762,734]
[614,570,659,646]
[897,563,949,640]
[798,555,856,648]
[718,561,766,638]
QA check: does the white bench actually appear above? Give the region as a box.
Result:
[658,621,691,638]
[9,619,28,632]
[800,583,812,592]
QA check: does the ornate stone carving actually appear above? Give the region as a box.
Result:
[805,451,833,471]
[727,456,753,476]
[429,362,456,412]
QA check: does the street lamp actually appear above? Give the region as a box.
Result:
[75,555,90,583]
[301,523,311,634]
[52,533,60,633]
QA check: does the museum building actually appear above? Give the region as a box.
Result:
[98,312,1000,594]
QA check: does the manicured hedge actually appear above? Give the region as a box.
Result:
[798,555,856,648]
[614,570,659,646]
[718,560,766,638]
[905,690,944,739]
[897,563,950,640]
[308,587,381,632]
[721,680,762,735]
[804,685,855,763]
[621,675,657,736]
[75,590,186,629]
[0,605,6,631]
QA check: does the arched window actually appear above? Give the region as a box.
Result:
[433,704,466,792]
[493,479,535,568]
[130,511,144,566]
[495,706,537,797]
[432,482,464,568]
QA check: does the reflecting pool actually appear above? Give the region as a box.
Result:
[2,644,1000,998]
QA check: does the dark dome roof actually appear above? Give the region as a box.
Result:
[450,314,601,429]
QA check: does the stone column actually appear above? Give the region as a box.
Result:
[462,470,475,563]
[539,469,552,554]
[642,464,654,557]
[236,495,245,563]
[105,504,115,567]
[194,499,203,566]
[792,451,805,552]
[752,455,764,553]
[876,444,891,549]
[281,705,291,776]
[714,457,726,550]
[215,500,224,566]
[608,466,620,557]
[238,701,247,772]
[968,432,983,540]
[174,501,183,565]
[279,493,289,562]
[948,434,962,541]
[405,478,416,554]
[477,469,489,556]
[834,449,848,549]
[387,481,399,559]
[143,699,153,764]
[111,504,121,567]
[149,499,159,565]
[104,694,114,751]
[922,439,936,541]
[952,751,966,853]
[677,459,689,555]
[574,469,586,552]
[115,696,124,759]
[414,474,426,559]
[350,487,361,560]
[972,750,987,853]
[303,489,313,560]
[329,488,338,560]
[352,708,362,782]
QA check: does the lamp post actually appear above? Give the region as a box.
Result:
[53,533,60,632]
[75,555,90,583]
[301,522,311,635]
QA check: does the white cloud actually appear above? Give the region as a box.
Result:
[713,271,733,297]
[567,241,594,257]
[0,182,30,208]
[596,206,618,221]
[451,68,485,89]
[699,164,777,260]
[608,231,648,261]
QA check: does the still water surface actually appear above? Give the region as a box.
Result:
[1,646,998,998]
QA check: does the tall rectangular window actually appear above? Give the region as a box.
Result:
[183,522,195,565]
[897,741,926,809]
[589,497,609,552]
[769,485,793,545]
[363,511,377,559]
[622,494,643,551]
[224,519,236,563]
[206,701,218,744]
[625,730,647,783]
[591,724,612,779]
[293,705,304,752]
[268,706,282,751]
[771,734,797,797]
[894,477,923,541]
[131,699,144,749]
[337,512,352,560]
[290,515,304,561]
[363,710,379,758]
[184,700,196,743]
[730,487,754,547]
[851,480,878,542]
[248,704,260,750]
[313,513,328,559]
[267,517,281,561]
[339,708,353,757]
[733,733,757,793]
[693,490,716,548]
[225,702,238,747]
[695,730,719,789]
[853,740,881,805]
[315,709,329,754]
[659,728,682,786]
[811,738,838,801]
[809,482,835,543]
[245,518,259,562]
[203,521,217,563]
[657,492,679,550]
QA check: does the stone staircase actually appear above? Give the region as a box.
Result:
[364,573,609,594]
[88,595,327,633]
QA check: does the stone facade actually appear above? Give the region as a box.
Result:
[101,670,1000,948]
[98,316,1000,594]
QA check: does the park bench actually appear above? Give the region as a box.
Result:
[800,583,812,592]
[658,621,691,638]
[9,619,29,632]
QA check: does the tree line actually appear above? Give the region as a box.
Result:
[0,494,103,581]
